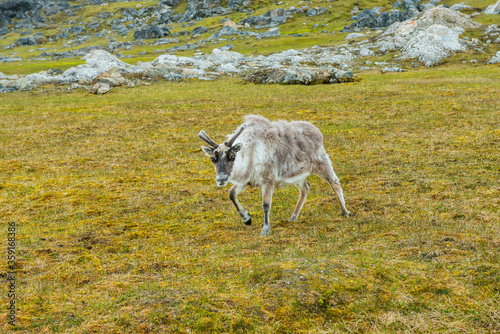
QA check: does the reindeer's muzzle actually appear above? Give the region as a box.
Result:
[216,174,229,187]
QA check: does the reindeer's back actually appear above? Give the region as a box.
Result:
[243,114,323,151]
[240,115,325,180]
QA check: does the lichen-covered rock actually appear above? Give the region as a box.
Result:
[488,51,500,64]
[256,27,280,40]
[247,67,359,85]
[484,0,500,15]
[90,82,111,94]
[134,26,168,39]
[375,7,481,66]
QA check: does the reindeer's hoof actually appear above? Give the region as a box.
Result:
[342,210,352,217]
[288,214,297,222]
[243,218,252,226]
[261,227,271,237]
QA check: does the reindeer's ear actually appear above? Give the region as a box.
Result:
[201,146,215,157]
[232,143,243,153]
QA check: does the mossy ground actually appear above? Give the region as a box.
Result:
[1,64,499,333]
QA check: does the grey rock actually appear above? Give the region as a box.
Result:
[159,0,178,6]
[240,8,287,27]
[220,44,235,51]
[256,27,280,39]
[247,67,358,85]
[381,66,407,73]
[13,78,30,91]
[228,0,243,9]
[450,3,473,11]
[153,38,179,45]
[97,11,112,19]
[306,7,328,17]
[69,26,85,35]
[134,26,168,39]
[484,0,500,15]
[488,51,500,64]
[192,26,208,35]
[90,82,111,94]
[0,27,9,35]
[17,36,36,46]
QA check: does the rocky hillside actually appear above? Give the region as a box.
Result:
[0,0,499,93]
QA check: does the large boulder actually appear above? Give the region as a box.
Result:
[306,7,328,17]
[484,0,500,14]
[376,7,481,66]
[256,27,280,39]
[207,48,244,65]
[134,26,168,39]
[208,25,240,39]
[90,82,111,94]
[62,50,144,84]
[240,9,287,28]
[191,26,208,35]
[17,36,37,46]
[483,0,500,15]
[247,67,358,85]
[488,51,500,64]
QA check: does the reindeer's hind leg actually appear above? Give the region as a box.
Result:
[261,183,274,236]
[314,156,351,217]
[229,184,252,225]
[289,179,310,222]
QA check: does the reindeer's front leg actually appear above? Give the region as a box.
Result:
[261,183,274,236]
[229,184,251,225]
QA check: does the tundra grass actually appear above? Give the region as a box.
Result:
[1,64,500,333]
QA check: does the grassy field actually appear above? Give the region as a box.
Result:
[1,64,499,333]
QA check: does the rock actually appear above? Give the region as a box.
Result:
[403,24,465,66]
[208,25,240,39]
[345,32,365,39]
[63,50,143,84]
[0,27,9,35]
[256,27,280,39]
[207,48,244,64]
[17,36,37,46]
[153,38,179,45]
[216,63,240,73]
[12,78,30,91]
[228,0,243,9]
[159,0,178,7]
[359,47,375,56]
[381,66,407,73]
[450,3,473,11]
[97,11,112,19]
[351,6,360,15]
[134,26,167,39]
[375,7,481,66]
[192,26,208,35]
[488,51,500,63]
[240,9,287,27]
[306,7,328,17]
[247,67,359,85]
[90,82,111,94]
[220,44,235,51]
[96,69,130,87]
[224,20,242,29]
[484,0,500,14]
[69,26,85,35]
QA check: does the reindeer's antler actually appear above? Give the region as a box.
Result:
[198,130,218,148]
[224,124,247,147]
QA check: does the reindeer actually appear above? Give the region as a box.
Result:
[198,115,350,236]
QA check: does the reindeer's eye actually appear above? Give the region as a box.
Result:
[211,156,218,163]
[228,154,235,161]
